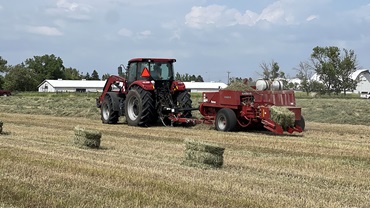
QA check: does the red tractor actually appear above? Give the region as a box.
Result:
[96,58,196,126]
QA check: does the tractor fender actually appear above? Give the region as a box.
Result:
[129,81,154,91]
[105,92,120,112]
[172,81,186,91]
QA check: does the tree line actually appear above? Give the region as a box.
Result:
[0,54,204,91]
[0,54,104,91]
[229,46,359,96]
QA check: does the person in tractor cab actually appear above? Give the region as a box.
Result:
[151,63,162,79]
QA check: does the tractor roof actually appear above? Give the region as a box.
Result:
[128,58,176,63]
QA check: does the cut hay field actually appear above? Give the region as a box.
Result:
[0,95,370,208]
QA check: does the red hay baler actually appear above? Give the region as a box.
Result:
[199,89,305,134]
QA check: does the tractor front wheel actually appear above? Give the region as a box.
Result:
[215,108,237,131]
[101,95,119,124]
[125,86,155,126]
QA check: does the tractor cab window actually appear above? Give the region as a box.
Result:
[127,62,137,82]
[149,62,173,80]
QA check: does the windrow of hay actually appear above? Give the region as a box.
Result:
[183,139,225,168]
[224,82,254,91]
[0,120,3,133]
[73,126,102,148]
[270,106,295,130]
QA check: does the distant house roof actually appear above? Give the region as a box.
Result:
[287,78,301,85]
[350,69,369,80]
[184,81,227,89]
[311,69,369,82]
[38,79,106,88]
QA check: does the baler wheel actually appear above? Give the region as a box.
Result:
[295,115,305,131]
[215,108,237,131]
[101,95,119,124]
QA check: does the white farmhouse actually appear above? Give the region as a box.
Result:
[38,79,106,92]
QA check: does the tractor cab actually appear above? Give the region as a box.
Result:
[125,58,175,86]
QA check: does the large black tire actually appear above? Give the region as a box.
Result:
[215,108,237,131]
[101,95,119,124]
[125,86,155,126]
[176,91,192,118]
[295,115,305,131]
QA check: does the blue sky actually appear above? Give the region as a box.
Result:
[0,0,369,83]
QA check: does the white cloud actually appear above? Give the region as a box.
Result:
[139,30,152,37]
[306,15,319,22]
[117,28,133,37]
[56,0,79,11]
[185,1,326,29]
[56,0,91,12]
[26,26,63,36]
[46,0,93,21]
[185,5,239,28]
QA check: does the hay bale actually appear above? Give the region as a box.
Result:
[270,106,295,130]
[183,139,225,168]
[74,126,101,148]
[184,149,224,167]
[225,82,254,91]
[184,139,225,155]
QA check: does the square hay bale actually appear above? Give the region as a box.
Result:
[184,139,225,155]
[184,149,224,168]
[270,106,295,130]
[225,82,254,91]
[183,139,225,168]
[74,126,102,148]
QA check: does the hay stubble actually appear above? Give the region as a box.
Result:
[0,98,370,207]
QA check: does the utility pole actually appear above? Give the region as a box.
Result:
[227,71,231,85]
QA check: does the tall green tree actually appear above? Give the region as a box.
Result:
[0,56,8,89]
[311,46,358,95]
[83,72,91,80]
[91,70,100,80]
[63,67,82,80]
[295,61,315,95]
[3,64,38,91]
[0,56,8,73]
[259,60,285,80]
[102,73,111,80]
[338,49,358,95]
[25,54,65,83]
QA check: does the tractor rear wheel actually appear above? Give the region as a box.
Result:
[295,115,305,131]
[215,108,237,131]
[176,91,192,118]
[125,86,155,126]
[101,95,119,124]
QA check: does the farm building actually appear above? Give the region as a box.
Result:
[183,81,227,92]
[310,69,370,94]
[351,69,370,94]
[38,79,106,92]
[37,79,227,93]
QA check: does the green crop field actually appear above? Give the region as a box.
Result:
[0,93,369,208]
